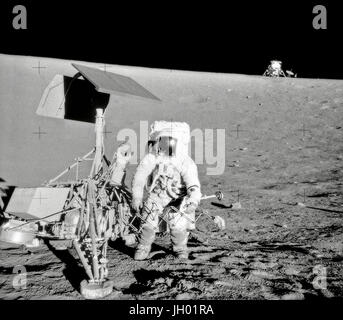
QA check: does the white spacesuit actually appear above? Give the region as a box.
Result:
[131,121,201,260]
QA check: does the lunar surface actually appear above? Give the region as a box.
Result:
[1,59,343,299]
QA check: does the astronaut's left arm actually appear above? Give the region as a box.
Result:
[181,157,202,211]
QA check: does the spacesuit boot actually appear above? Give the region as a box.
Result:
[171,230,189,259]
[134,243,152,261]
[134,222,155,260]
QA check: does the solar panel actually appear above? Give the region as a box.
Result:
[72,63,161,101]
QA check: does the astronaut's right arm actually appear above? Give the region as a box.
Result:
[131,154,156,211]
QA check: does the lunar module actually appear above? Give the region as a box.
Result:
[263,60,297,78]
[0,64,224,299]
[263,60,287,77]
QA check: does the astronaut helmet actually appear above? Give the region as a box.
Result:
[148,121,190,158]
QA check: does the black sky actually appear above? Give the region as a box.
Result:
[0,0,342,78]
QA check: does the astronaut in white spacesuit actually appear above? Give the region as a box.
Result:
[131,122,201,260]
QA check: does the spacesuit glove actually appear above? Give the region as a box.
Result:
[132,197,143,213]
[183,201,197,215]
[116,143,132,167]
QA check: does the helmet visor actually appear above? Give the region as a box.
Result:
[157,136,177,156]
